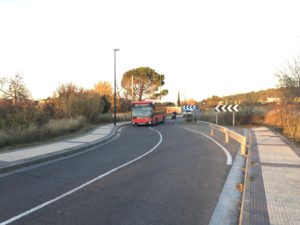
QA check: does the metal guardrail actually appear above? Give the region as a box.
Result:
[197,121,247,155]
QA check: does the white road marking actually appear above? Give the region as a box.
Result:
[0,127,163,225]
[183,127,232,165]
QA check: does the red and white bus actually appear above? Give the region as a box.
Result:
[131,100,166,125]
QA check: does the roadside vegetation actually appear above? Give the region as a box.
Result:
[0,76,130,149]
[0,67,167,149]
[200,58,300,143]
[201,101,300,143]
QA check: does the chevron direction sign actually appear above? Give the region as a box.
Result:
[214,104,239,112]
[183,105,199,110]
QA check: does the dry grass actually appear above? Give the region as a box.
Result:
[97,112,131,123]
[0,113,131,149]
[116,112,131,121]
[0,116,87,148]
[264,109,300,141]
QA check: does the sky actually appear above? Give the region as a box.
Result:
[0,0,300,102]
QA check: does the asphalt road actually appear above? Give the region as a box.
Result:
[0,120,235,225]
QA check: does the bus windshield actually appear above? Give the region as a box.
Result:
[132,106,153,118]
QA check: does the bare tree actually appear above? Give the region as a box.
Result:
[0,74,30,106]
[275,58,300,139]
[55,83,81,118]
[94,81,113,100]
[277,58,300,100]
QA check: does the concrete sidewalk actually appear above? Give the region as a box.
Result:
[242,127,300,225]
[0,122,130,174]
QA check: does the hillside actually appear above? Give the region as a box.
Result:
[201,88,284,108]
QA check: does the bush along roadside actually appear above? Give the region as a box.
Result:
[0,113,131,150]
[0,116,86,148]
[200,104,300,144]
[0,79,132,150]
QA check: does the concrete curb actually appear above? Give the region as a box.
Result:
[209,148,245,225]
[0,122,130,174]
[178,121,246,225]
[239,128,251,225]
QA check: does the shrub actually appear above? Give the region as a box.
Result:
[0,116,87,148]
[117,112,131,122]
[0,130,9,147]
[45,116,87,137]
[200,110,217,123]
[97,112,131,123]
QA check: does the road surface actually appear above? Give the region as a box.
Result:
[0,120,237,225]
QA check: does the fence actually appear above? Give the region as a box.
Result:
[197,121,247,155]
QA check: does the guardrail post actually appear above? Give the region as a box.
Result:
[225,129,229,143]
[241,136,246,155]
[198,120,248,156]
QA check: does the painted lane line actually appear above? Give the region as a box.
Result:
[0,127,163,225]
[183,127,232,165]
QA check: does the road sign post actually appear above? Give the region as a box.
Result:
[233,111,235,126]
[193,111,195,123]
[214,104,239,126]
[183,105,200,123]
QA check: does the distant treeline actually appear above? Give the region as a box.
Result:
[202,58,300,142]
[200,87,300,142]
[200,88,289,109]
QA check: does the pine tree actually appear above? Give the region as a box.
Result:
[177,91,181,106]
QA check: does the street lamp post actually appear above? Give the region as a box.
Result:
[132,75,134,102]
[113,48,120,126]
[160,75,161,101]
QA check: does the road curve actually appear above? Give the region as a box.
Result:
[0,121,233,225]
